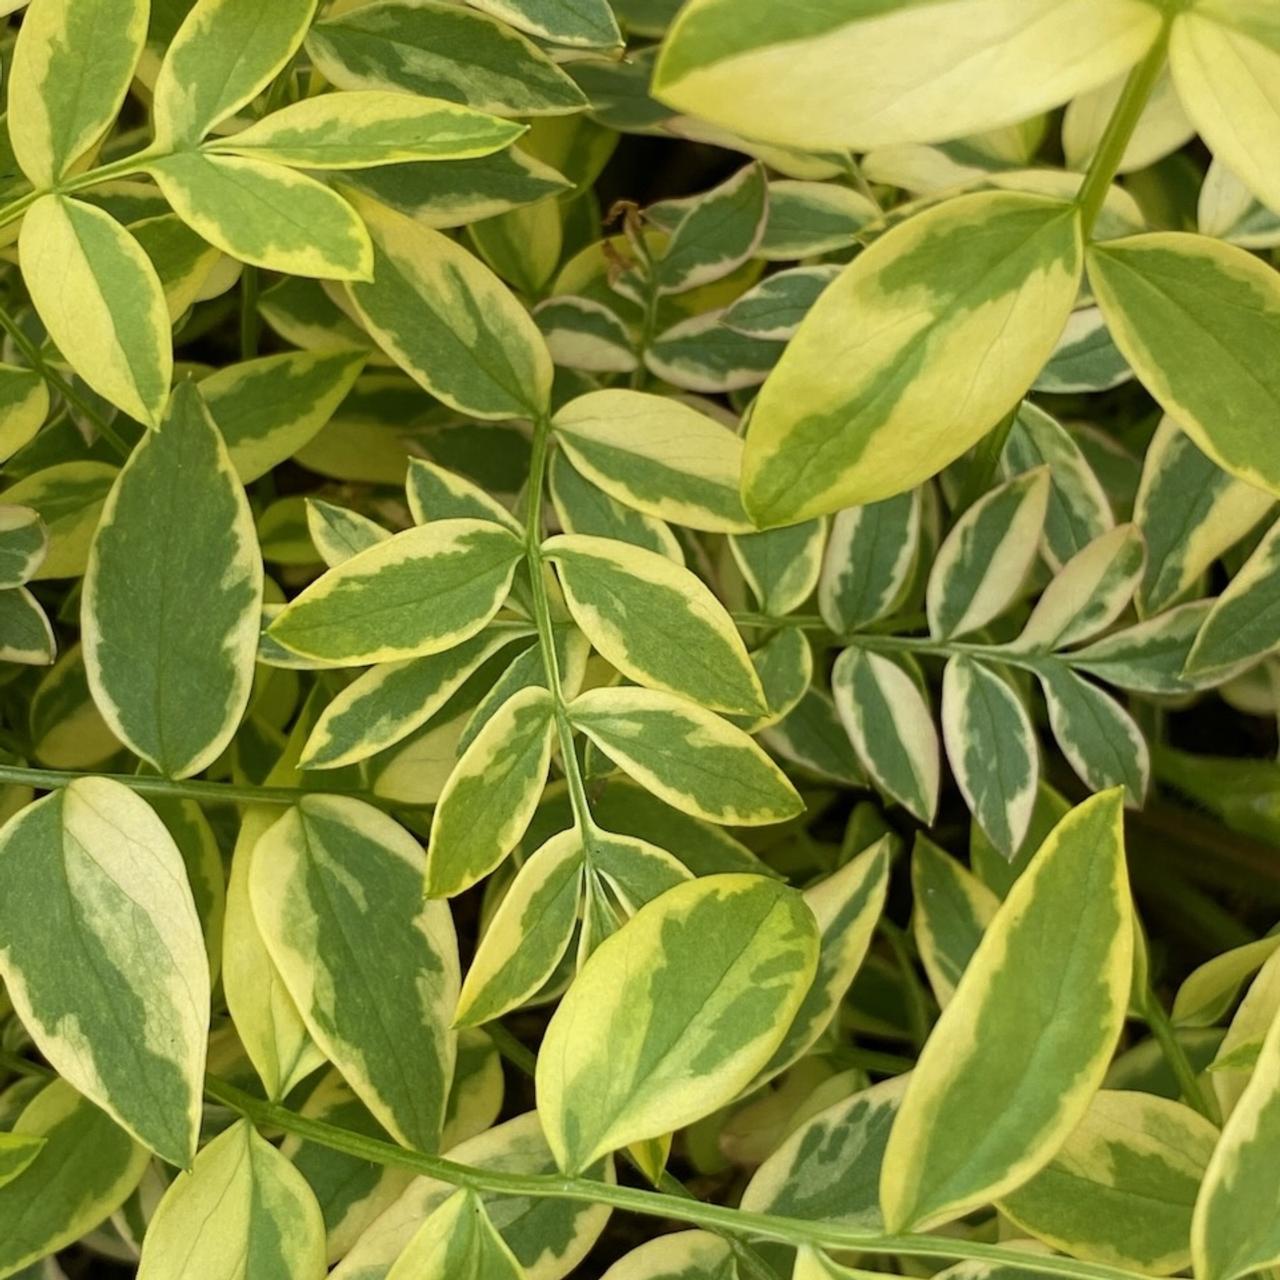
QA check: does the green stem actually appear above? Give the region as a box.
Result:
[200,1072,1157,1280]
[1142,987,1223,1126]
[0,763,417,811]
[524,415,600,855]
[1075,20,1172,236]
[827,1044,915,1077]
[0,302,131,459]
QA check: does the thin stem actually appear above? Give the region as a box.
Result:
[201,1072,1157,1280]
[0,302,131,459]
[1075,20,1172,236]
[1143,987,1223,1126]
[524,415,600,855]
[0,763,418,811]
[826,1044,915,1077]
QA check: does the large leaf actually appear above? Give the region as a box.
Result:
[137,1120,326,1280]
[8,0,146,185]
[267,518,523,664]
[147,153,374,280]
[880,789,1132,1232]
[0,779,209,1167]
[742,192,1082,525]
[652,0,1160,150]
[0,1080,148,1278]
[544,533,763,715]
[1089,232,1280,499]
[83,381,262,778]
[19,195,171,427]
[567,686,803,826]
[346,194,553,420]
[251,797,459,1151]
[152,0,318,146]
[536,873,819,1172]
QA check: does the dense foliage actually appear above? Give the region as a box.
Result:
[0,0,1279,1277]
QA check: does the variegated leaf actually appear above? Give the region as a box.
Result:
[722,264,840,341]
[544,533,764,715]
[599,1231,735,1279]
[83,381,262,778]
[819,491,921,633]
[469,0,620,48]
[536,873,819,1172]
[549,451,681,562]
[833,646,939,823]
[760,180,875,259]
[1187,517,1280,677]
[0,779,209,1167]
[1072,602,1218,696]
[251,796,460,1151]
[306,498,390,568]
[941,656,1038,859]
[137,1120,326,1280]
[741,194,1082,525]
[406,457,521,532]
[927,469,1050,640]
[386,1188,524,1280]
[268,518,523,664]
[0,365,50,463]
[426,687,557,897]
[0,506,46,589]
[730,518,825,619]
[567,686,802,826]
[912,835,999,1008]
[881,789,1132,1232]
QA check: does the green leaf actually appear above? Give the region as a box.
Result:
[19,195,171,427]
[306,497,391,568]
[137,1120,326,1280]
[1089,232,1280,499]
[468,0,620,49]
[654,163,768,296]
[597,1232,735,1279]
[345,194,552,420]
[0,505,46,588]
[387,1188,524,1280]
[8,0,146,185]
[0,1080,148,1278]
[426,687,557,897]
[250,796,459,1151]
[741,1076,909,1231]
[755,837,890,1085]
[212,91,524,168]
[1187,517,1280,676]
[998,1089,1217,1274]
[549,450,681,561]
[0,365,50,463]
[1170,6,1280,219]
[1134,416,1272,619]
[536,873,819,1172]
[723,264,840,341]
[729,518,825,619]
[818,490,920,633]
[880,789,1132,1232]
[340,146,571,230]
[1192,998,1280,1280]
[0,779,209,1167]
[202,349,367,483]
[332,1112,611,1280]
[1002,401,1115,572]
[301,630,526,770]
[544,533,764,715]
[305,0,586,118]
[147,152,374,280]
[567,686,803,826]
[552,390,751,533]
[1037,660,1149,805]
[0,1133,42,1190]
[152,0,317,147]
[927,469,1050,640]
[832,646,939,823]
[912,834,999,1008]
[267,518,523,664]
[941,656,1038,859]
[742,193,1082,525]
[1016,524,1145,652]
[454,826,586,1026]
[83,381,262,778]
[652,0,1161,151]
